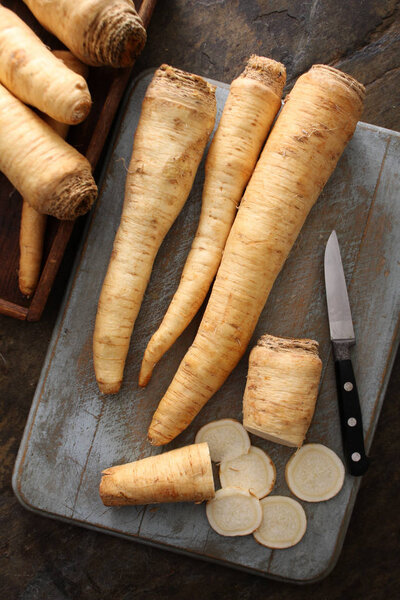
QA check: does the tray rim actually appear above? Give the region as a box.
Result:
[12,68,400,584]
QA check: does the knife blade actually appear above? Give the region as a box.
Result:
[324,231,369,476]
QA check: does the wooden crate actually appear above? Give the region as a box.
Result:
[0,0,157,321]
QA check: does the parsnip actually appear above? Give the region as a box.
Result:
[93,65,216,394]
[148,65,365,446]
[219,446,276,499]
[243,334,322,447]
[206,488,262,536]
[253,496,307,549]
[285,444,345,502]
[194,419,250,463]
[23,0,146,67]
[0,6,91,124]
[99,443,215,506]
[19,51,88,296]
[139,56,286,386]
[0,83,97,220]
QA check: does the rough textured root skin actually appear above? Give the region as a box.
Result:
[18,50,88,295]
[0,83,97,220]
[23,0,147,67]
[243,334,322,447]
[139,56,286,387]
[148,64,365,446]
[93,65,216,394]
[0,7,91,124]
[99,443,215,506]
[19,203,47,297]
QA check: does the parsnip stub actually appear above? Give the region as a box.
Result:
[254,496,307,549]
[206,488,262,536]
[219,446,276,499]
[195,419,250,462]
[285,443,345,502]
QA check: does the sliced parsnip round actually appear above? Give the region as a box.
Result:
[285,443,345,502]
[206,487,262,536]
[253,496,307,549]
[219,446,276,499]
[195,419,250,462]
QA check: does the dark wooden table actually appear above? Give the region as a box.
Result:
[1,1,399,598]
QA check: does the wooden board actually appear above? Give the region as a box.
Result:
[0,0,157,322]
[12,72,400,583]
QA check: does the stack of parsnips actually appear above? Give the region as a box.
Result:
[0,1,147,296]
[95,59,364,512]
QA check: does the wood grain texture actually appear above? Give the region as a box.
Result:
[12,73,400,583]
[2,1,400,598]
[0,0,157,322]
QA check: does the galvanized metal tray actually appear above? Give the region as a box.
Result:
[13,70,400,583]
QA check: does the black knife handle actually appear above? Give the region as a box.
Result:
[335,359,369,476]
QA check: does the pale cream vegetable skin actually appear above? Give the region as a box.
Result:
[0,6,91,124]
[254,496,307,549]
[206,488,262,536]
[139,55,286,386]
[93,66,216,394]
[148,64,365,446]
[243,334,322,447]
[219,446,276,499]
[19,51,88,296]
[23,0,146,67]
[285,443,345,502]
[0,83,97,220]
[195,418,250,462]
[99,443,215,506]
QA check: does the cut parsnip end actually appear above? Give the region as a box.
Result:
[254,496,307,549]
[195,419,250,462]
[206,488,262,536]
[285,443,345,502]
[219,446,276,499]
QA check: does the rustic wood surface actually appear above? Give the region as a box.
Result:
[0,0,156,322]
[1,0,400,598]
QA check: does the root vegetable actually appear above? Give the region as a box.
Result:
[194,419,250,463]
[139,56,286,386]
[0,6,91,124]
[243,334,322,447]
[206,487,262,536]
[0,82,97,220]
[23,0,147,67]
[19,51,88,296]
[99,442,214,506]
[219,446,276,499]
[93,65,216,394]
[148,65,365,446]
[253,496,307,549]
[285,443,345,502]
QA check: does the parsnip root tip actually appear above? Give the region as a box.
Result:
[253,496,307,549]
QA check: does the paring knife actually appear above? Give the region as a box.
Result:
[324,230,369,476]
